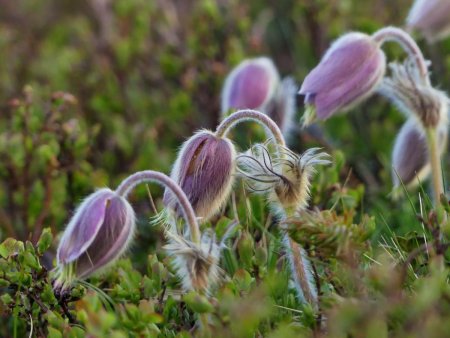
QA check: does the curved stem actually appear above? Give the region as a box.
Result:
[426,128,444,206]
[116,170,201,244]
[215,109,286,148]
[372,26,429,84]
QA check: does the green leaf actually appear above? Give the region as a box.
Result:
[0,238,24,258]
[37,228,53,255]
[47,327,63,338]
[183,292,214,314]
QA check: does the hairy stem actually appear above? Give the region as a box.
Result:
[372,26,429,84]
[215,109,286,148]
[283,233,318,308]
[116,170,200,244]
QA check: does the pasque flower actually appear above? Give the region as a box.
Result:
[55,188,135,289]
[407,0,450,42]
[299,32,386,125]
[165,110,288,223]
[163,130,236,222]
[221,57,279,115]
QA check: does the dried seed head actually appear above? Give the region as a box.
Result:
[55,188,135,289]
[164,130,236,222]
[299,32,386,126]
[164,230,221,292]
[237,143,330,214]
[407,0,450,42]
[221,57,280,115]
[392,118,448,188]
[266,77,297,137]
[379,59,449,129]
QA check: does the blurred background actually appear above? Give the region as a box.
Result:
[0,0,449,245]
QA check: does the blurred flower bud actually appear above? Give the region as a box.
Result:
[55,188,135,289]
[407,0,450,42]
[237,144,330,214]
[221,57,280,115]
[266,77,297,137]
[164,130,236,222]
[392,118,448,188]
[299,32,386,125]
[379,59,448,129]
[164,230,220,292]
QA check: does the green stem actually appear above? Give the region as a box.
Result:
[426,128,444,205]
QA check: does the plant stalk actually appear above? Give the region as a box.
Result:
[426,128,444,205]
[116,170,201,244]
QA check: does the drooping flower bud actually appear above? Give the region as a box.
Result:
[237,144,330,214]
[221,57,280,115]
[392,118,448,188]
[379,59,448,129]
[407,0,450,42]
[164,130,236,222]
[55,188,135,289]
[299,32,386,126]
[266,77,297,137]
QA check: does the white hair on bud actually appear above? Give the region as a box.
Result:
[237,144,331,214]
[379,58,449,129]
[164,229,221,293]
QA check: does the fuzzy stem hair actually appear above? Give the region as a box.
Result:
[215,109,286,148]
[116,170,201,244]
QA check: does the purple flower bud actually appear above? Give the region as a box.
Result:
[55,188,135,287]
[407,0,450,42]
[299,33,386,125]
[164,130,236,222]
[392,119,447,187]
[221,57,279,115]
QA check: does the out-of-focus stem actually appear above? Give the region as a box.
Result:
[372,26,430,84]
[283,233,318,307]
[281,209,318,309]
[426,128,444,205]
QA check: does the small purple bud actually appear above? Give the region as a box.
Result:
[407,0,450,42]
[164,130,236,222]
[299,33,386,125]
[221,57,279,115]
[392,119,447,187]
[55,188,135,287]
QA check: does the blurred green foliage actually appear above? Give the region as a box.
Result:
[1,0,450,337]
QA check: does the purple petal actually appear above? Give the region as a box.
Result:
[300,33,385,120]
[222,57,279,113]
[407,0,450,41]
[164,131,235,220]
[75,196,135,278]
[229,63,271,109]
[57,189,115,264]
[392,120,429,186]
